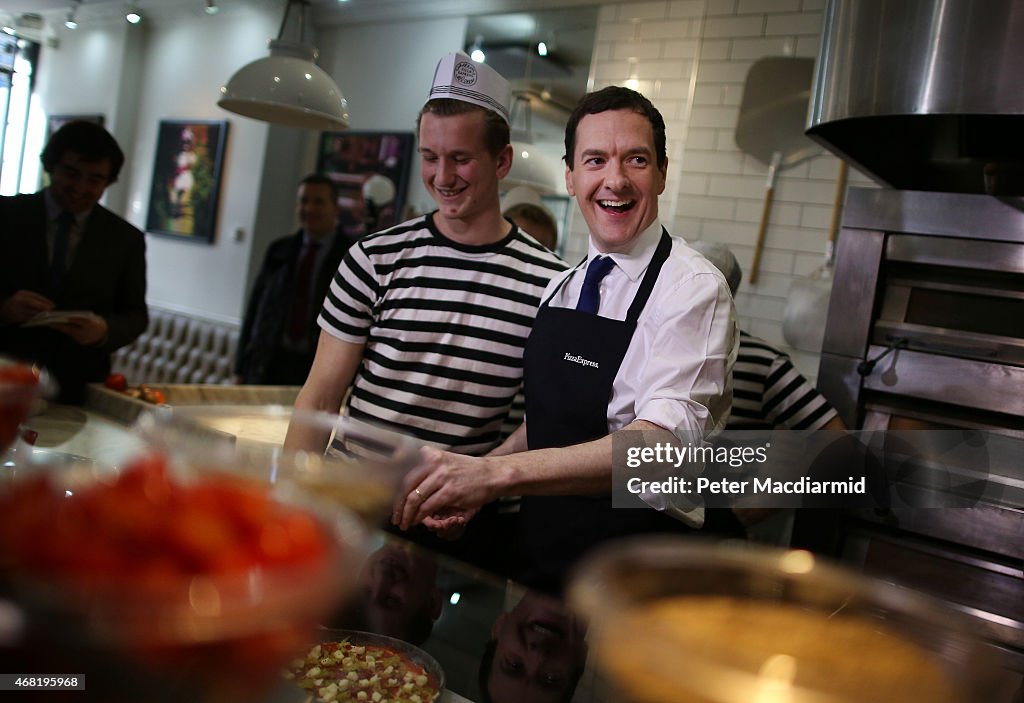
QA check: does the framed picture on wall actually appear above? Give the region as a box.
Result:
[146,119,229,243]
[317,131,414,239]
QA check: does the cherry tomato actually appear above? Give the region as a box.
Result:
[104,373,128,391]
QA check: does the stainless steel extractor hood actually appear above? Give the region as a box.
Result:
[806,0,1024,195]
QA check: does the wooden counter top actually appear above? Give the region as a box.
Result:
[12,384,300,468]
[85,383,300,425]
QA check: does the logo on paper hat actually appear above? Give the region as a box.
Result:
[428,51,511,123]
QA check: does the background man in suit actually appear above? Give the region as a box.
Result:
[234,173,348,385]
[0,120,148,403]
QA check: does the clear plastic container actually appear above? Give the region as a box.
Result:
[134,405,424,524]
[567,537,1002,703]
[0,407,405,702]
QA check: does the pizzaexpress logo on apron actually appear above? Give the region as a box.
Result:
[564,352,599,369]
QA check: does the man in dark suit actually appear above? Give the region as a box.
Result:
[0,121,148,403]
[234,174,349,385]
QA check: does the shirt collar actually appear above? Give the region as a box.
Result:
[301,230,333,248]
[43,188,90,229]
[586,218,663,283]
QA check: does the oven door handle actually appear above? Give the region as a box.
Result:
[859,338,909,376]
[912,338,1001,358]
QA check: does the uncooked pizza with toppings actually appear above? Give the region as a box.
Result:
[287,638,441,703]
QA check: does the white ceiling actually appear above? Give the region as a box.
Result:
[1,0,597,111]
[1,0,603,23]
[1,1,69,11]
[0,0,330,12]
[0,0,142,12]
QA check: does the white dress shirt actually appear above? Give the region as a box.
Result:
[542,219,739,525]
[543,219,737,438]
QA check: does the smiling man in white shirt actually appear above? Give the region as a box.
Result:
[395,86,739,592]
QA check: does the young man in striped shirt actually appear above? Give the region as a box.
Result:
[286,53,565,563]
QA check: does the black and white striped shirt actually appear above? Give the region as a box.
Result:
[729,331,838,430]
[318,214,567,455]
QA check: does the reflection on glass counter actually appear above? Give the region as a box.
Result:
[5,401,1022,703]
[309,530,593,703]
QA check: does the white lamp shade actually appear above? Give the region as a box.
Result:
[505,140,565,195]
[362,174,396,206]
[218,40,349,130]
[500,185,546,212]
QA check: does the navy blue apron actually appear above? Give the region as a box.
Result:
[517,230,741,592]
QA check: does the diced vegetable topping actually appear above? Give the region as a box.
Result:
[288,640,439,703]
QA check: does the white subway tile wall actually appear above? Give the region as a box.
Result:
[562,0,877,382]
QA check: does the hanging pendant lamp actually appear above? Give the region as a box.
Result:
[506,93,563,194]
[218,0,349,130]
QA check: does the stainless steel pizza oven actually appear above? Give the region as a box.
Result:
[818,189,1024,432]
[810,184,1024,693]
[797,0,1024,688]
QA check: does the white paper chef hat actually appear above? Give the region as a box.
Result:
[428,51,511,123]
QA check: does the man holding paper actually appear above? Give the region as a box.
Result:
[0,121,148,402]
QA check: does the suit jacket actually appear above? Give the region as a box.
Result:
[0,191,148,401]
[235,230,351,384]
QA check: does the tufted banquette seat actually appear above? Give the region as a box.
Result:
[111,307,239,385]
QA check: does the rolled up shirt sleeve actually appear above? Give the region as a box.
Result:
[632,267,737,440]
[626,258,738,526]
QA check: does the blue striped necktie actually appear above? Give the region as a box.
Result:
[576,256,615,314]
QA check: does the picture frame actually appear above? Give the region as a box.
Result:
[146,119,229,243]
[317,131,415,238]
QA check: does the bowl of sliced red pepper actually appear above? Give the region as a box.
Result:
[0,413,380,703]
